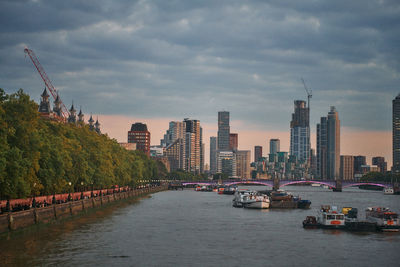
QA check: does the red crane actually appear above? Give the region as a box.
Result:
[24,47,70,118]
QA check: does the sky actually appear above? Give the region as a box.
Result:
[0,0,399,167]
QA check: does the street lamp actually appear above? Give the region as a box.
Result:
[80,181,84,199]
[68,182,72,201]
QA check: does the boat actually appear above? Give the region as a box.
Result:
[297,199,311,209]
[243,194,270,209]
[384,187,394,195]
[223,185,237,195]
[232,190,254,208]
[365,207,400,232]
[303,216,318,228]
[343,207,377,232]
[303,205,345,229]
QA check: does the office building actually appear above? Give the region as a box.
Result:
[254,146,263,162]
[393,94,400,173]
[353,155,366,176]
[161,121,185,147]
[165,138,185,171]
[128,122,151,157]
[340,155,354,180]
[236,150,251,179]
[270,139,280,155]
[317,117,327,179]
[217,151,236,177]
[372,157,387,173]
[290,100,310,164]
[210,137,217,175]
[229,133,238,151]
[218,111,230,151]
[327,106,340,180]
[184,119,202,174]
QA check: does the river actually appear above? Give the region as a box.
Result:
[0,186,399,266]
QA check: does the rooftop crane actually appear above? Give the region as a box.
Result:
[301,77,312,110]
[24,47,70,118]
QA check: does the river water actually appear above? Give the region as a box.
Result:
[1,186,399,266]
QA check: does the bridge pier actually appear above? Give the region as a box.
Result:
[273,178,280,191]
[333,179,342,192]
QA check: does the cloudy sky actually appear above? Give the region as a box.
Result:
[1,0,399,166]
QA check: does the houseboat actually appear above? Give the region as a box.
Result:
[365,207,400,232]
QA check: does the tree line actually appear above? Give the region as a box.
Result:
[0,89,166,200]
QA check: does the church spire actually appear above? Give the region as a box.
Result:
[78,106,84,123]
[38,88,51,114]
[68,101,76,123]
[95,117,101,134]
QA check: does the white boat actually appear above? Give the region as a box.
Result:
[311,183,320,187]
[365,207,400,232]
[384,187,394,195]
[232,190,255,208]
[244,194,270,209]
[316,205,345,229]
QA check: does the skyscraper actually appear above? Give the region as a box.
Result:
[327,106,340,180]
[269,139,280,155]
[254,146,263,162]
[128,122,151,157]
[393,94,400,173]
[210,137,217,175]
[317,117,327,179]
[161,121,185,147]
[217,151,236,177]
[353,155,366,176]
[184,118,202,174]
[229,133,238,151]
[218,111,230,151]
[290,100,310,164]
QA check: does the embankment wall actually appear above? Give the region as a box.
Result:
[0,185,167,234]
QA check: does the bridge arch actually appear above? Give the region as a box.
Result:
[342,182,389,189]
[280,180,336,188]
[225,181,273,187]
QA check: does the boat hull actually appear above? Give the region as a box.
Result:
[244,201,270,209]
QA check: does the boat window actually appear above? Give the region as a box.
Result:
[336,215,344,220]
[384,214,398,219]
[327,215,335,220]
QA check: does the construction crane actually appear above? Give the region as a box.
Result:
[301,77,312,110]
[24,47,70,118]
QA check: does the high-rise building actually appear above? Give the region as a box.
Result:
[254,146,263,162]
[372,156,387,173]
[340,155,354,180]
[353,155,366,176]
[210,137,217,175]
[218,111,230,151]
[327,106,340,180]
[393,94,400,173]
[317,117,327,179]
[128,122,151,157]
[184,119,201,174]
[269,139,280,155]
[200,127,204,173]
[161,121,185,147]
[217,151,236,177]
[165,138,185,171]
[236,150,251,179]
[290,100,310,164]
[229,133,238,151]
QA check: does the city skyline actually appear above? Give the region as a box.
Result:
[0,1,397,167]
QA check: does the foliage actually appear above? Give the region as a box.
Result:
[360,171,400,183]
[0,89,161,199]
[167,169,205,181]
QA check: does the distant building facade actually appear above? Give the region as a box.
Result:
[317,117,328,179]
[353,155,366,176]
[269,139,280,155]
[210,136,217,175]
[217,151,236,177]
[128,122,151,157]
[119,142,137,151]
[229,133,238,151]
[327,106,340,180]
[290,100,310,164]
[217,111,230,151]
[372,156,387,173]
[393,94,400,173]
[254,146,263,162]
[340,155,354,180]
[236,150,251,179]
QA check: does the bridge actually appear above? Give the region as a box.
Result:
[181,179,394,192]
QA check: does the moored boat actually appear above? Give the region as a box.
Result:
[343,207,377,232]
[384,187,394,195]
[244,194,270,209]
[365,207,400,232]
[302,205,345,229]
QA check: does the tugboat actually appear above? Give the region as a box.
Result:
[302,205,345,229]
[365,207,400,232]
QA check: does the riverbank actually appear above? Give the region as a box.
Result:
[0,185,168,235]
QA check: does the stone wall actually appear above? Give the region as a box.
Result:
[0,185,168,234]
